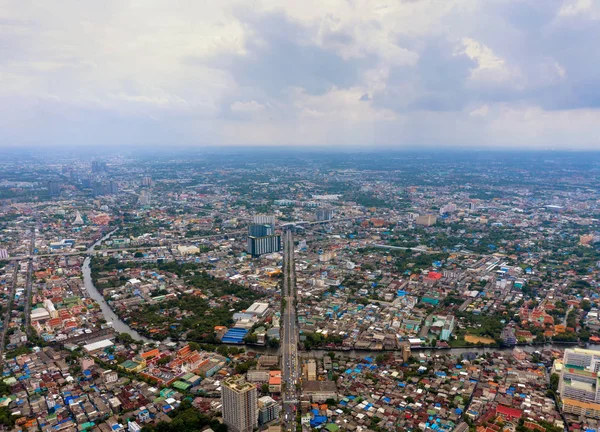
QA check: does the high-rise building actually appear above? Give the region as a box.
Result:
[257,396,279,425]
[248,224,274,237]
[138,190,151,206]
[247,235,281,257]
[81,176,92,189]
[92,182,105,197]
[141,176,152,187]
[402,344,411,363]
[415,214,437,226]
[221,375,258,432]
[439,203,457,215]
[109,180,119,195]
[91,161,107,173]
[315,208,334,221]
[253,215,275,229]
[47,180,61,197]
[558,348,600,419]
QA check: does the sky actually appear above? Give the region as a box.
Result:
[1,0,599,150]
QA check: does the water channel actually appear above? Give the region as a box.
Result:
[239,343,600,359]
[82,230,152,343]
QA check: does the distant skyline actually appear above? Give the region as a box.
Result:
[1,0,599,149]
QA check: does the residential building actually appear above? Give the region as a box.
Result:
[253,215,275,228]
[221,375,258,432]
[257,396,279,425]
[558,348,600,420]
[247,235,281,257]
[248,224,274,237]
[315,208,334,221]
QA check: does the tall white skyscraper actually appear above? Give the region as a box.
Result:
[221,375,258,432]
[253,215,275,228]
[138,190,151,206]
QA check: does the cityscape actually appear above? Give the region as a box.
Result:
[0,150,600,432]
[2,0,600,431]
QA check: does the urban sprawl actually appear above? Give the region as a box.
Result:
[1,151,600,432]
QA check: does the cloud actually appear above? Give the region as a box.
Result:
[470,105,489,117]
[0,0,599,149]
[230,100,265,113]
[558,0,593,17]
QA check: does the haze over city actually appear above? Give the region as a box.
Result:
[1,0,600,149]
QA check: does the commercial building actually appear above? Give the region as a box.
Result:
[47,180,61,197]
[246,302,270,318]
[558,348,600,420]
[415,214,437,226]
[221,375,258,432]
[302,380,338,402]
[439,203,457,215]
[247,234,281,257]
[315,208,334,221]
[258,396,279,425]
[248,224,274,237]
[91,161,107,173]
[268,371,282,393]
[305,359,317,381]
[109,180,119,195]
[92,182,105,197]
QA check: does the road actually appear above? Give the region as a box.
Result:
[9,229,248,260]
[0,263,19,359]
[24,228,35,335]
[281,230,300,431]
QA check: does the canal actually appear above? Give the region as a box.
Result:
[82,230,152,343]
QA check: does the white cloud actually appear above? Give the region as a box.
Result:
[470,105,489,117]
[558,0,592,17]
[0,0,598,148]
[460,37,516,83]
[230,100,265,113]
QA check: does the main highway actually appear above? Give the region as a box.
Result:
[281,229,300,431]
[0,263,18,359]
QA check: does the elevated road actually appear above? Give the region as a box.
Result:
[24,228,35,336]
[281,230,300,431]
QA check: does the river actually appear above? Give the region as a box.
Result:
[82,230,152,343]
